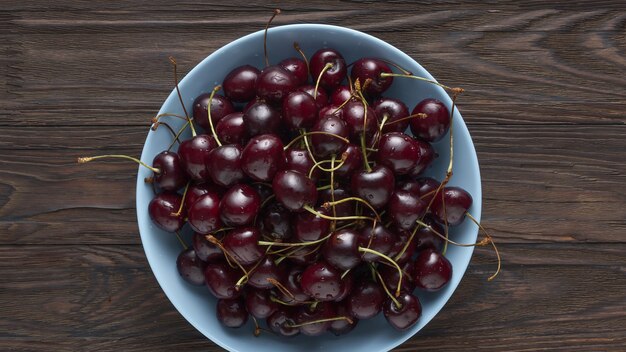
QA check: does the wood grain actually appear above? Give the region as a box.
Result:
[1,1,625,351]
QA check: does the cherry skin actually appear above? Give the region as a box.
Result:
[413,248,453,291]
[216,297,248,328]
[415,218,445,252]
[322,229,361,271]
[408,138,437,177]
[272,170,318,212]
[300,261,344,302]
[242,101,282,137]
[334,144,363,178]
[288,245,321,266]
[247,256,283,289]
[285,147,319,182]
[388,190,427,231]
[359,224,396,262]
[207,144,245,188]
[347,280,385,319]
[431,186,473,226]
[152,151,187,191]
[279,57,308,86]
[178,134,217,181]
[222,64,260,103]
[351,164,395,209]
[204,261,243,299]
[192,93,235,132]
[148,192,185,232]
[293,207,331,242]
[297,85,328,109]
[311,115,349,158]
[176,248,206,286]
[373,97,410,133]
[267,308,299,337]
[260,201,292,241]
[309,48,347,90]
[318,103,344,120]
[294,302,336,336]
[277,266,311,304]
[375,132,420,175]
[334,271,354,302]
[256,65,298,105]
[188,192,221,234]
[330,304,358,336]
[282,91,318,130]
[216,112,248,146]
[184,182,224,211]
[350,58,393,97]
[192,232,223,263]
[397,177,440,204]
[219,183,261,227]
[319,187,353,218]
[241,134,286,182]
[378,260,416,293]
[222,227,263,266]
[342,101,378,141]
[245,288,278,319]
[383,292,422,331]
[330,85,354,105]
[410,98,450,142]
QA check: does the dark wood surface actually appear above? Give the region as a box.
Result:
[2,1,625,351]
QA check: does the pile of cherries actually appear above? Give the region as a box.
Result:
[79,15,493,338]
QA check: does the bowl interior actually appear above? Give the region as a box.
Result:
[137,24,481,352]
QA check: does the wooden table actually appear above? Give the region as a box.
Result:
[2,1,625,351]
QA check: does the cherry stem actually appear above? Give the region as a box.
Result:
[394,221,420,262]
[267,277,295,300]
[286,316,353,328]
[330,154,337,227]
[151,113,188,130]
[206,85,223,146]
[168,56,195,137]
[251,316,262,337]
[174,231,188,250]
[171,181,191,216]
[152,121,182,145]
[264,9,281,67]
[308,155,346,178]
[322,197,381,221]
[383,112,428,127]
[375,269,402,309]
[355,81,373,172]
[358,247,403,296]
[377,58,412,75]
[379,72,465,94]
[301,128,319,166]
[168,120,190,151]
[258,233,331,248]
[207,235,249,276]
[293,42,309,74]
[314,63,333,99]
[303,205,377,223]
[465,212,501,281]
[284,131,350,151]
[77,155,160,174]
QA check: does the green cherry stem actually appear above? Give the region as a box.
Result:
[322,197,381,221]
[286,316,354,329]
[206,85,223,146]
[314,62,333,99]
[168,56,195,137]
[77,155,160,173]
[303,205,376,223]
[379,72,465,94]
[358,246,403,297]
[375,269,402,309]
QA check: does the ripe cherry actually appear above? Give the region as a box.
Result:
[431,186,473,226]
[413,248,452,291]
[192,232,224,263]
[311,115,349,157]
[330,304,358,336]
[219,184,261,226]
[383,292,421,331]
[359,224,396,262]
[279,57,308,86]
[222,227,264,266]
[151,151,187,191]
[184,182,224,211]
[282,91,318,130]
[293,207,331,242]
[241,134,286,181]
[260,201,292,241]
[322,229,361,271]
[415,218,445,252]
[188,192,221,234]
[375,132,420,175]
[243,101,282,136]
[245,288,278,319]
[148,192,185,232]
[216,297,249,328]
[373,97,410,133]
[277,266,311,304]
[176,248,206,286]
[330,85,354,105]
[342,101,378,141]
[222,64,260,103]
[178,134,217,181]
[410,98,450,142]
[192,93,235,132]
[207,144,245,188]
[247,256,283,289]
[388,190,427,230]
[285,147,319,182]
[350,58,393,97]
[272,170,317,212]
[351,164,395,209]
[294,302,336,336]
[408,138,436,177]
[267,308,299,337]
[309,48,346,90]
[297,85,328,109]
[204,261,243,299]
[216,112,248,146]
[347,280,384,319]
[334,144,363,177]
[300,261,344,302]
[256,65,298,105]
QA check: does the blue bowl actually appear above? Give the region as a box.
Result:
[137,24,481,352]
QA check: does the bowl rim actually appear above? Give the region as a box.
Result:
[137,23,482,352]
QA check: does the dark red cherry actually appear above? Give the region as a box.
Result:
[318,187,352,218]
[176,248,206,286]
[408,138,436,177]
[261,201,292,241]
[216,297,248,328]
[178,134,217,181]
[330,303,358,336]
[192,93,235,132]
[335,144,363,177]
[285,147,319,182]
[347,280,384,319]
[373,97,410,133]
[431,186,473,226]
[242,101,282,137]
[192,232,223,263]
[272,170,317,212]
[207,144,245,188]
[300,261,343,302]
[388,228,417,265]
[410,98,450,142]
[294,302,336,336]
[318,103,344,120]
[219,184,261,227]
[148,192,185,232]
[267,308,299,337]
[241,134,286,181]
[247,256,283,289]
[245,288,278,319]
[383,292,422,331]
[256,65,298,105]
[388,190,427,230]
[297,85,328,109]
[330,85,354,105]
[322,229,361,271]
[222,227,263,266]
[216,112,248,146]
[293,207,331,242]
[204,261,243,299]
[278,266,311,304]
[184,182,224,211]
[358,224,396,262]
[188,192,221,234]
[413,248,452,291]
[350,58,393,97]
[223,64,260,103]
[309,48,346,90]
[311,115,349,157]
[334,271,354,302]
[351,165,395,209]
[415,218,445,252]
[376,132,420,175]
[152,151,187,191]
[250,182,273,203]
[342,101,378,141]
[406,177,440,205]
[378,260,416,293]
[282,91,318,130]
[288,245,321,266]
[279,57,308,86]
